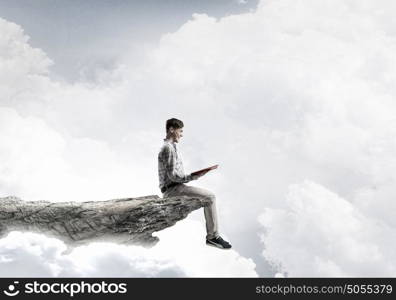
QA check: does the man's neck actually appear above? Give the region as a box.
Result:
[164,137,176,144]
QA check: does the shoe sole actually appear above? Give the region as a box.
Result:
[206,241,232,250]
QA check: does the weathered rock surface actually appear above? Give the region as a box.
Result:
[0,195,210,247]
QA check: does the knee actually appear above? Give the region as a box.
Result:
[204,193,216,205]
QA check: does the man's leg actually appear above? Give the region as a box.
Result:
[163,184,219,240]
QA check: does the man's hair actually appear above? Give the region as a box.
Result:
[166,118,184,132]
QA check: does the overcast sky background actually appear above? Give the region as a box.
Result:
[1,0,396,277]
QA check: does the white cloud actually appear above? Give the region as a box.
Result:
[0,219,257,277]
[152,215,257,277]
[259,180,396,277]
[0,107,70,199]
[0,231,184,277]
[0,16,161,202]
[0,106,149,202]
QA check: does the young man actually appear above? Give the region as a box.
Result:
[158,118,232,249]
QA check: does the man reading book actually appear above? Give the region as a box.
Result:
[158,118,232,249]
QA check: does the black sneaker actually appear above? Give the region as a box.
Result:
[206,236,232,249]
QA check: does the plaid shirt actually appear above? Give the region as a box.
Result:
[158,139,192,189]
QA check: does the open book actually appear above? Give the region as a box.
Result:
[191,164,219,176]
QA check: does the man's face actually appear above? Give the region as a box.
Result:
[170,127,183,143]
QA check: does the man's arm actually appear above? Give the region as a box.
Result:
[162,145,193,183]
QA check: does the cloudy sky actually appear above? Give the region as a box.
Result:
[1,0,396,277]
